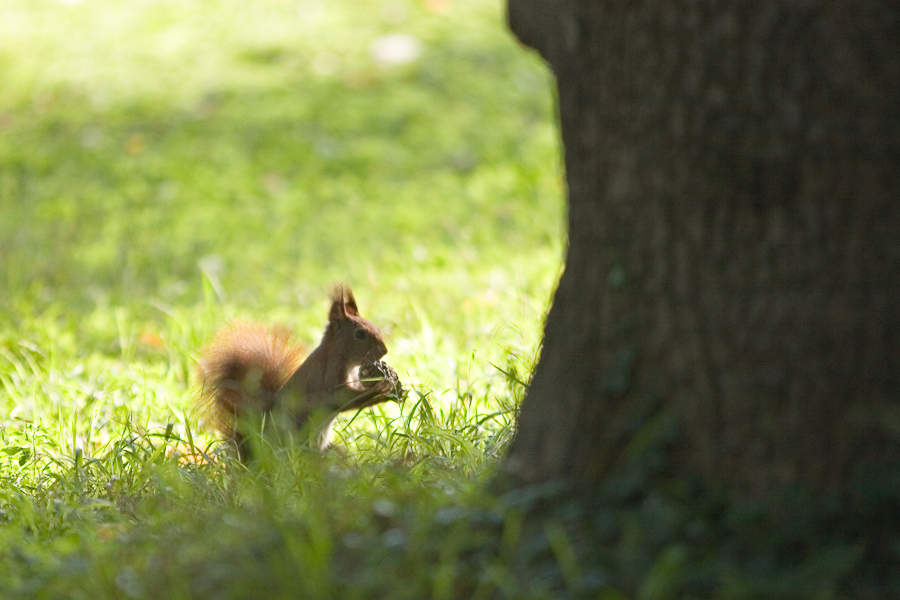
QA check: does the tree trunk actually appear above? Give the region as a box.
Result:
[504,0,900,499]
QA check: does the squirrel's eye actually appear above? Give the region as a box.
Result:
[354,329,367,340]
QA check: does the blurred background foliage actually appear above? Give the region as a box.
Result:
[0,0,561,312]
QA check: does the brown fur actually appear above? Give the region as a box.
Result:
[195,284,398,457]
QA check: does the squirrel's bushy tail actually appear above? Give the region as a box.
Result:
[195,321,305,439]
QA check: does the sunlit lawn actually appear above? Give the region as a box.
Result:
[0,0,563,596]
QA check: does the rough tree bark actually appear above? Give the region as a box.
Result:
[503,0,900,499]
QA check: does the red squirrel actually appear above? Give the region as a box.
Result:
[196,284,402,459]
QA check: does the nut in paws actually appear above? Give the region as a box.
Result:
[359,359,404,402]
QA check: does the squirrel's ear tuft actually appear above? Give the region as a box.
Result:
[329,283,359,320]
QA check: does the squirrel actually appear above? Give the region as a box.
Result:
[195,284,403,459]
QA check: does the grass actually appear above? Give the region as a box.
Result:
[0,0,567,597]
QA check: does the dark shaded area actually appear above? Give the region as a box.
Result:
[501,1,900,595]
[505,0,900,497]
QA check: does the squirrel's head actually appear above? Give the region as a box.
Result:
[325,283,388,366]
